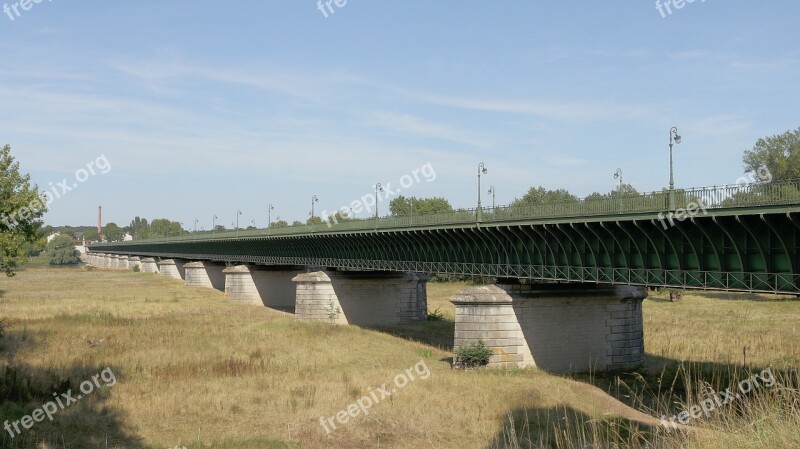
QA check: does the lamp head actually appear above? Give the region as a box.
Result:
[670,127,681,144]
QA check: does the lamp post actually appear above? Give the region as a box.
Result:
[212,215,218,234]
[410,197,414,223]
[669,127,682,209]
[236,209,242,235]
[268,204,274,229]
[477,163,488,209]
[488,186,496,209]
[614,168,623,191]
[310,195,318,220]
[375,183,384,219]
[194,218,198,232]
[477,163,488,221]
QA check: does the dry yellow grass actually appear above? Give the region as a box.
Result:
[1,269,798,448]
[0,269,649,449]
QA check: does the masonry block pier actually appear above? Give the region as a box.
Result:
[140,258,159,273]
[184,261,226,291]
[292,271,428,326]
[223,265,304,310]
[157,259,185,279]
[128,256,141,271]
[451,283,646,374]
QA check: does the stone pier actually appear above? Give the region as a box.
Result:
[184,261,226,291]
[128,256,142,271]
[140,258,159,273]
[118,255,130,270]
[101,254,112,269]
[110,255,120,270]
[157,259,185,280]
[292,271,428,326]
[224,265,304,310]
[451,283,646,374]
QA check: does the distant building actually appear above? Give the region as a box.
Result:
[123,232,133,241]
[46,232,60,243]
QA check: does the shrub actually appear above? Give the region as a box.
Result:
[427,308,446,321]
[454,339,493,368]
[45,234,80,265]
[0,319,5,339]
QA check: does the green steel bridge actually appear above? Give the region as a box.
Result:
[90,179,800,294]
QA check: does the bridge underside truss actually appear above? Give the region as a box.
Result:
[94,212,800,294]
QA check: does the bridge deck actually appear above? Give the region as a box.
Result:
[90,180,800,294]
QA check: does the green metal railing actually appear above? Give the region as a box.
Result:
[103,178,800,244]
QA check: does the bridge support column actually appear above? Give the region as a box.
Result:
[184,261,226,291]
[157,259,185,280]
[223,265,304,310]
[451,284,646,374]
[106,255,117,270]
[292,271,428,326]
[140,258,159,274]
[128,257,141,271]
[118,255,130,270]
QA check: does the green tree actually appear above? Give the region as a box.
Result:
[21,238,46,257]
[0,145,46,276]
[127,217,149,239]
[584,192,606,202]
[104,222,124,241]
[271,220,289,228]
[609,183,640,197]
[291,220,304,227]
[82,228,101,241]
[150,219,185,237]
[306,216,323,225]
[743,127,800,182]
[512,187,579,207]
[46,234,80,265]
[389,196,454,216]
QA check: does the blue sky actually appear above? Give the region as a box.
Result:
[1,1,798,229]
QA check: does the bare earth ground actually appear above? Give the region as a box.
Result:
[1,268,798,448]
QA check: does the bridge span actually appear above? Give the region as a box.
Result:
[88,180,800,373]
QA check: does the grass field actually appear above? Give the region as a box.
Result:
[1,267,798,448]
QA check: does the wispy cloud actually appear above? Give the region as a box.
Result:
[368,111,494,149]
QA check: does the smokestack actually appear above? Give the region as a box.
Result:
[98,206,103,237]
